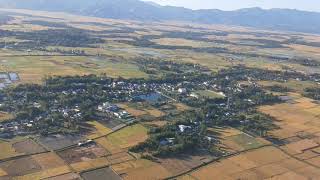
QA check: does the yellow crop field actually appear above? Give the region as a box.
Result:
[112,159,172,180]
[13,166,71,180]
[0,112,13,122]
[71,157,109,172]
[187,146,318,180]
[0,141,22,160]
[106,124,148,149]
[86,121,113,139]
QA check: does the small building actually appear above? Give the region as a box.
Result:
[178,88,187,94]
[189,93,199,99]
[160,138,175,146]
[178,125,191,133]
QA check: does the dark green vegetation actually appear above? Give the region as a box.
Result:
[0,28,104,49]
[304,87,320,100]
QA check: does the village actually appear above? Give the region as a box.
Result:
[0,62,318,156]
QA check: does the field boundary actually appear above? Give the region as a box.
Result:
[164,144,273,180]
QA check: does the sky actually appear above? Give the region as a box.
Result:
[142,0,320,12]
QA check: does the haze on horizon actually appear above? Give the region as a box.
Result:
[143,0,320,12]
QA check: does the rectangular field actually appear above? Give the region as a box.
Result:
[259,94,320,140]
[184,146,319,180]
[81,167,121,180]
[95,124,148,154]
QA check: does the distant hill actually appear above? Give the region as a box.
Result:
[1,0,320,34]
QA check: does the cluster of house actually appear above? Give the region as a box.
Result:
[159,123,218,147]
[97,102,133,120]
[59,106,82,120]
[0,119,35,138]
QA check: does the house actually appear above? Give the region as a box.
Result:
[218,92,226,97]
[178,88,187,94]
[78,139,94,147]
[189,93,199,99]
[178,125,191,133]
[33,102,41,108]
[114,111,130,119]
[160,138,175,146]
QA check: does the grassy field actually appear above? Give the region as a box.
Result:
[13,165,71,180]
[0,56,148,83]
[228,134,265,150]
[112,159,172,180]
[118,103,165,118]
[151,38,215,48]
[71,157,109,172]
[1,9,320,85]
[106,124,148,149]
[258,80,319,93]
[86,121,113,139]
[95,124,148,154]
[0,140,21,160]
[0,112,13,122]
[195,90,225,99]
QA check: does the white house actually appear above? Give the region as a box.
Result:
[178,88,187,94]
[178,125,191,133]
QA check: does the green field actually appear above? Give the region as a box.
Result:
[229,133,265,150]
[107,124,149,149]
[195,90,226,99]
[0,56,148,83]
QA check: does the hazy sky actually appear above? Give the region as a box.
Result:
[143,0,320,12]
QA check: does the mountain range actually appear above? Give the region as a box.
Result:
[0,0,320,34]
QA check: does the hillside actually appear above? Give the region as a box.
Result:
[1,0,320,34]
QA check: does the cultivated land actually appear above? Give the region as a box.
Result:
[0,8,319,180]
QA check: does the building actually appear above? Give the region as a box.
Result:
[178,88,187,94]
[178,125,191,133]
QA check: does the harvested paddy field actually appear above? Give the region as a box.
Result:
[38,134,83,150]
[112,159,172,180]
[151,38,215,48]
[70,157,109,172]
[0,56,148,83]
[118,103,165,119]
[259,94,320,165]
[106,152,134,165]
[12,138,46,154]
[44,173,81,180]
[0,156,42,177]
[57,142,109,164]
[81,167,121,180]
[106,124,148,149]
[259,94,320,140]
[96,124,148,153]
[159,151,215,176]
[182,146,320,180]
[85,121,113,139]
[0,112,13,122]
[0,152,71,179]
[0,140,23,160]
[208,127,269,153]
[0,138,46,160]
